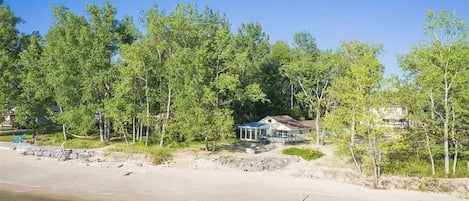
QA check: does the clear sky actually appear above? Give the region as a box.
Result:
[4,0,469,76]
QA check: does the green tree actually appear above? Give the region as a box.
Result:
[327,40,384,187]
[43,6,90,140]
[229,23,269,123]
[255,40,292,117]
[401,10,469,176]
[0,2,22,118]
[16,33,54,143]
[282,32,343,145]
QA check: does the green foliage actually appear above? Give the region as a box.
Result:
[0,3,24,109]
[282,147,324,161]
[400,10,468,175]
[109,143,172,165]
[1,2,467,179]
[381,157,468,178]
[34,133,104,149]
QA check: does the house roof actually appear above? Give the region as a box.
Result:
[300,120,320,130]
[270,115,312,129]
[238,122,268,128]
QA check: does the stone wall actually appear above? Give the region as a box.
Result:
[21,146,95,162]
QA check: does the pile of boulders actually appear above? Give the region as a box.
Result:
[217,156,298,172]
[22,146,95,161]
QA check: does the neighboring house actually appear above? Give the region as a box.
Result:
[371,106,410,130]
[238,115,314,143]
[1,107,16,128]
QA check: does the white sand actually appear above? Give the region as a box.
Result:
[0,149,465,201]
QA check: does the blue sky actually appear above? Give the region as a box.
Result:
[5,0,469,76]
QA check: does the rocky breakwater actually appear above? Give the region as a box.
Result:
[216,156,299,172]
[22,146,96,162]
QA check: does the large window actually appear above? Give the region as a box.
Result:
[277,130,289,138]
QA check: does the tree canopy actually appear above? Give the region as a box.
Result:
[2,1,467,178]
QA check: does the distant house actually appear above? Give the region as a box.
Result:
[238,115,314,143]
[1,107,16,128]
[371,106,410,130]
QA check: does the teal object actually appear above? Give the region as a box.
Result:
[11,133,26,143]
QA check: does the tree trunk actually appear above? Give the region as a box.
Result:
[32,125,37,145]
[204,137,209,151]
[351,115,356,145]
[121,125,129,145]
[99,116,105,142]
[443,71,450,176]
[315,107,321,145]
[443,122,449,176]
[367,127,379,188]
[144,63,150,146]
[59,106,67,141]
[453,142,458,174]
[428,92,436,175]
[105,118,111,142]
[145,125,149,146]
[451,105,457,174]
[139,121,143,141]
[349,117,361,173]
[290,83,294,109]
[425,132,436,175]
[350,146,362,174]
[132,117,136,143]
[212,139,217,152]
[160,84,171,147]
[378,150,382,178]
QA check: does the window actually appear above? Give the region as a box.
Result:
[277,130,289,138]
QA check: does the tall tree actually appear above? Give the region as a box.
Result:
[16,33,54,143]
[43,6,90,140]
[282,32,343,145]
[401,10,468,175]
[229,23,269,123]
[85,2,124,142]
[327,40,384,187]
[0,2,22,118]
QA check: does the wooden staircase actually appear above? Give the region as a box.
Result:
[57,142,71,161]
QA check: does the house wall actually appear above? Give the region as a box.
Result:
[258,116,292,137]
[1,114,15,127]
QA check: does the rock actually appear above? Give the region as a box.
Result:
[43,151,51,157]
[245,148,256,154]
[78,153,91,161]
[70,153,79,160]
[220,156,291,172]
[34,151,43,156]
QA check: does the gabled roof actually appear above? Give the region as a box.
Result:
[270,115,312,129]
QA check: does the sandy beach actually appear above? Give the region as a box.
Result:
[0,147,466,201]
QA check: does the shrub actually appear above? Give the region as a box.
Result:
[109,143,172,165]
[150,148,172,164]
[282,147,324,161]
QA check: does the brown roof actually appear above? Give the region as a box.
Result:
[271,115,312,129]
[300,120,320,130]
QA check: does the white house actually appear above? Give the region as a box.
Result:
[371,106,410,129]
[238,115,314,143]
[1,107,16,128]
